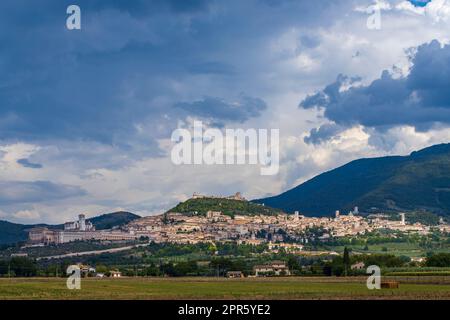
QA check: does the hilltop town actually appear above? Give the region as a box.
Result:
[28,193,449,247]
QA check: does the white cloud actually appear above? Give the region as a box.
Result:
[13,209,41,221]
[396,0,450,22]
[0,143,40,166]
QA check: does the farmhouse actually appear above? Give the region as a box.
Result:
[351,262,365,270]
[110,270,122,278]
[226,271,244,278]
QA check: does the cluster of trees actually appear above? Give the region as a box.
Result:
[0,257,247,278]
[114,257,254,277]
[318,232,424,248]
[160,258,249,277]
[146,242,211,257]
[0,258,82,278]
[0,257,37,277]
[2,245,449,278]
[169,198,284,218]
[319,250,450,276]
[425,253,450,267]
[141,242,267,259]
[318,248,412,277]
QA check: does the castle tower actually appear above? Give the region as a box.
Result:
[335,210,340,219]
[400,213,406,226]
[79,214,86,231]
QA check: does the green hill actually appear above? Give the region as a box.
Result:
[87,211,140,230]
[0,211,141,245]
[168,197,285,217]
[0,221,51,245]
[255,143,450,217]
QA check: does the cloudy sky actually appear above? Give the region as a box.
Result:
[1,0,450,223]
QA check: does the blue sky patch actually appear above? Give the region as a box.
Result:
[409,0,432,7]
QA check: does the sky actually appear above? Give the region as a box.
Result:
[1,0,450,224]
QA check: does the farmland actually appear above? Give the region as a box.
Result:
[0,277,449,300]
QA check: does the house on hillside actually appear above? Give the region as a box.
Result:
[110,270,122,278]
[226,271,244,278]
[78,264,96,277]
[351,262,365,270]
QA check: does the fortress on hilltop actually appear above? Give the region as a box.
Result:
[192,192,247,201]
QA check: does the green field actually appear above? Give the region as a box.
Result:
[0,277,449,300]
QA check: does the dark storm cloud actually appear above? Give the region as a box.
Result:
[300,40,450,144]
[0,0,351,152]
[0,181,86,205]
[188,62,235,75]
[17,158,43,169]
[175,95,267,123]
[304,123,345,144]
[0,0,370,222]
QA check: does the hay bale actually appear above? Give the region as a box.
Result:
[381,281,399,289]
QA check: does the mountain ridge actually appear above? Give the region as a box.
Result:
[254,143,450,217]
